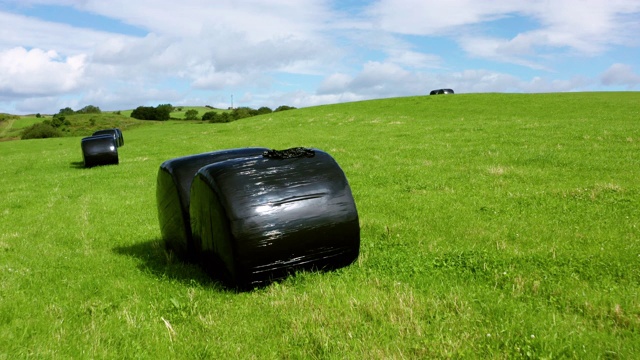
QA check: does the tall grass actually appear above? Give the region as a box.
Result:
[0,93,638,358]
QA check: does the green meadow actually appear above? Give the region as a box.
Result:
[0,93,639,358]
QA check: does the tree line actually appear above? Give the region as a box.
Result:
[130,104,296,122]
[19,103,297,140]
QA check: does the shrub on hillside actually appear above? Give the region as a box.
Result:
[21,123,62,140]
[203,112,232,123]
[275,105,296,112]
[131,104,173,120]
[201,111,216,121]
[232,107,258,119]
[77,105,101,114]
[257,106,273,115]
[0,113,19,122]
[131,105,171,120]
[46,114,71,128]
[184,109,199,120]
[58,107,75,116]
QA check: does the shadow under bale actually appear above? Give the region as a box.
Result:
[190,147,360,290]
[81,134,118,167]
[156,148,269,262]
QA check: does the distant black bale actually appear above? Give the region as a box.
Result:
[93,128,124,147]
[81,135,119,167]
[156,148,269,261]
[430,88,454,95]
[190,148,360,290]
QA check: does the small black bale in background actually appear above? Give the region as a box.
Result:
[430,88,454,95]
[92,128,124,147]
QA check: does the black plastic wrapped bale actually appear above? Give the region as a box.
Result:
[81,134,119,168]
[190,148,360,289]
[156,148,269,261]
[93,128,124,147]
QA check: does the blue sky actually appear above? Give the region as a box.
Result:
[1,0,639,114]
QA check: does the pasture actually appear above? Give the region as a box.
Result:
[0,93,639,358]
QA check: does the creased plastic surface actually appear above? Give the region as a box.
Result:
[156,148,269,260]
[92,128,124,147]
[81,134,119,167]
[190,148,360,289]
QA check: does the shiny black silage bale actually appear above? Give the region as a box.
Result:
[190,148,360,289]
[156,148,269,260]
[81,134,119,167]
[93,128,124,147]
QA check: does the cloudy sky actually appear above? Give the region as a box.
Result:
[1,0,639,114]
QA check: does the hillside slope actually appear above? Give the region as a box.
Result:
[1,92,639,358]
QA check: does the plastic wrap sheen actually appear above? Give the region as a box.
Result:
[156,148,269,260]
[190,148,360,289]
[93,128,124,147]
[81,134,119,167]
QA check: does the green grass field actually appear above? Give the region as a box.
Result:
[1,93,639,358]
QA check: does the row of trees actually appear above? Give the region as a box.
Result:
[130,104,296,122]
[57,105,102,116]
[130,104,173,120]
[21,105,102,140]
[201,106,295,123]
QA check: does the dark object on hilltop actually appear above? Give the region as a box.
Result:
[430,88,455,95]
[81,135,118,167]
[93,128,124,147]
[189,148,360,290]
[156,148,269,261]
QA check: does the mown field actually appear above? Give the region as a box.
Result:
[1,93,639,358]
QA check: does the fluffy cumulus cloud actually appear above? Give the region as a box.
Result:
[0,47,86,96]
[0,0,638,113]
[370,0,640,58]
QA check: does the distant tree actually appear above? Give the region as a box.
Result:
[256,107,272,115]
[184,109,199,120]
[35,113,42,118]
[58,107,75,116]
[201,111,218,122]
[209,112,232,123]
[274,105,296,112]
[77,105,101,114]
[49,113,66,127]
[131,104,171,120]
[232,107,258,120]
[156,104,174,119]
[131,106,154,120]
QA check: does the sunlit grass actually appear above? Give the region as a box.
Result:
[0,92,639,358]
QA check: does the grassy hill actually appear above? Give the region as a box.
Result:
[0,106,231,141]
[1,92,639,358]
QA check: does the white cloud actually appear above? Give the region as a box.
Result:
[600,63,640,88]
[0,47,86,96]
[0,0,638,113]
[368,0,640,66]
[366,0,519,35]
[0,11,134,55]
[457,36,548,70]
[318,74,354,94]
